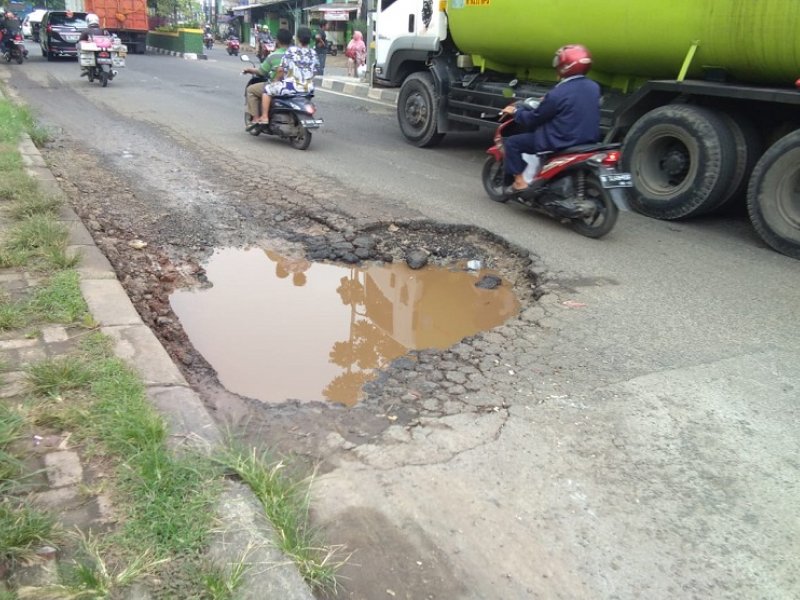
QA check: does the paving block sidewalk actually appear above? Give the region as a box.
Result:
[0,131,314,597]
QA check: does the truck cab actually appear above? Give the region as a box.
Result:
[374,0,447,86]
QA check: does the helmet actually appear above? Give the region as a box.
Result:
[553,44,592,78]
[86,13,100,28]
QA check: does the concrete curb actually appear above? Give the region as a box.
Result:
[319,75,399,104]
[18,133,314,599]
[146,45,208,60]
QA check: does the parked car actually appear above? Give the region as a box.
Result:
[22,9,47,42]
[40,10,88,60]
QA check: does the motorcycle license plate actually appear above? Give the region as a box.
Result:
[96,57,112,64]
[600,172,633,188]
[301,119,324,128]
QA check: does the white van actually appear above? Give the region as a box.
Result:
[22,9,48,41]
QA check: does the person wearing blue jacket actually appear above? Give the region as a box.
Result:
[501,45,601,193]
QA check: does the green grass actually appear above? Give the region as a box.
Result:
[0,297,27,331]
[0,402,25,487]
[213,445,344,594]
[28,270,87,324]
[27,356,94,397]
[0,500,62,566]
[0,270,87,332]
[9,194,62,220]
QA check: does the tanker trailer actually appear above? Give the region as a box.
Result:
[374,0,800,259]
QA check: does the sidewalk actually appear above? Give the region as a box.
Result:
[0,129,314,597]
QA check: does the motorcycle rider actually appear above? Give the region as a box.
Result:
[252,27,318,126]
[501,45,601,198]
[2,10,20,57]
[78,13,106,42]
[244,27,292,128]
[256,25,273,61]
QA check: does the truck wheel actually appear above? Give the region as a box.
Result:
[397,72,445,147]
[707,111,762,213]
[621,105,736,219]
[746,130,800,259]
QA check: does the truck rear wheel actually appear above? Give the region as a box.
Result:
[746,130,800,259]
[397,72,445,148]
[708,111,762,213]
[621,105,736,219]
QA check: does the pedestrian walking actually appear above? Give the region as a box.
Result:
[345,30,367,78]
[314,21,327,76]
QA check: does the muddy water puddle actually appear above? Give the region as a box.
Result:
[170,248,520,405]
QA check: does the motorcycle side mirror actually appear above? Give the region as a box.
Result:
[240,54,250,62]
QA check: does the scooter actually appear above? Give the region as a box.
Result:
[241,55,323,151]
[257,39,275,61]
[78,35,126,87]
[203,32,213,50]
[325,39,337,56]
[2,33,27,64]
[481,100,632,238]
[226,35,240,56]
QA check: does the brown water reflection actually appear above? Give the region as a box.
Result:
[169,248,520,406]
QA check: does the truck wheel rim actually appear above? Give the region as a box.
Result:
[404,93,429,130]
[773,156,800,230]
[634,130,697,198]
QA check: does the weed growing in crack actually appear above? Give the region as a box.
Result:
[212,443,347,594]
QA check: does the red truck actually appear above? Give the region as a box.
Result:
[66,0,147,54]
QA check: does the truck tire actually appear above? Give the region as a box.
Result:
[397,72,445,147]
[621,105,736,219]
[746,130,800,259]
[707,111,762,213]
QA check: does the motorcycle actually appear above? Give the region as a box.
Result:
[257,39,275,61]
[482,100,632,238]
[240,54,323,151]
[2,32,27,64]
[325,39,337,56]
[226,35,240,56]
[78,35,126,87]
[203,32,213,50]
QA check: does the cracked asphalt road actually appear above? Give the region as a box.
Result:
[3,47,799,599]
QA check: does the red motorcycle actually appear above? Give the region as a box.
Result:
[226,35,240,56]
[482,105,632,238]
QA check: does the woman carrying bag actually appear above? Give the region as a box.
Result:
[345,30,367,78]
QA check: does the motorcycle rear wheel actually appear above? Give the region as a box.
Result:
[290,127,312,151]
[16,52,23,65]
[570,173,619,238]
[482,156,509,203]
[100,71,109,87]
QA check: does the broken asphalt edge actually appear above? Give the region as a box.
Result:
[15,130,315,599]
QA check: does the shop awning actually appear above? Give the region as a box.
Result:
[302,2,359,12]
[231,1,289,13]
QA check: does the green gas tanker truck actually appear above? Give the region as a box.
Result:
[374,0,800,258]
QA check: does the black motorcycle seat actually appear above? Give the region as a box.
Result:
[557,142,621,154]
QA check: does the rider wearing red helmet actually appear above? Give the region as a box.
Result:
[501,44,601,194]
